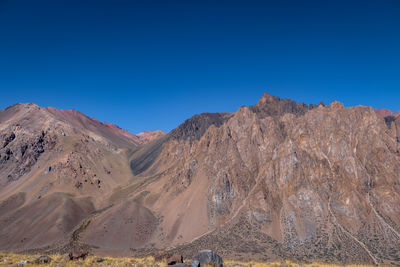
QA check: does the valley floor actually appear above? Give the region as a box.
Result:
[0,253,381,267]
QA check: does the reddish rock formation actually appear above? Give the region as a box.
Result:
[166,254,183,265]
[374,108,395,118]
[136,130,167,144]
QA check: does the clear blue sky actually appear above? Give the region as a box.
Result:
[0,0,399,133]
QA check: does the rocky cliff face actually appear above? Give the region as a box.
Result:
[124,93,400,264]
[0,95,400,265]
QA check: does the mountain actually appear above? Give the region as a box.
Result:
[0,103,163,253]
[1,94,400,265]
[136,130,167,144]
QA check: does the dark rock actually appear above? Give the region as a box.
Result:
[3,131,57,182]
[250,92,316,118]
[20,144,28,156]
[3,132,15,148]
[384,115,396,128]
[5,148,12,156]
[190,250,223,267]
[167,254,183,265]
[170,112,232,142]
[69,251,88,260]
[74,181,83,189]
[190,259,200,267]
[34,255,52,264]
[96,258,105,262]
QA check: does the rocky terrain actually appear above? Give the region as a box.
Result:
[0,94,400,265]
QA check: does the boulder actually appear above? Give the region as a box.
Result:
[18,260,31,266]
[96,257,105,262]
[69,251,88,260]
[190,250,223,267]
[167,254,183,265]
[34,256,52,264]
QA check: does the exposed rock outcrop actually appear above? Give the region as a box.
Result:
[170,112,232,142]
[190,250,223,267]
[167,254,183,265]
[124,93,400,264]
[34,255,52,264]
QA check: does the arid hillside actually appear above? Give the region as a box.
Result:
[1,94,400,265]
[0,103,163,253]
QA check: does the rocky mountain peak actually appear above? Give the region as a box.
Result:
[329,100,344,110]
[257,92,280,105]
[6,102,39,110]
[136,130,167,144]
[169,112,233,142]
[250,92,315,118]
[374,108,395,118]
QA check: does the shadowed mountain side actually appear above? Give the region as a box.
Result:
[170,112,233,142]
[0,193,94,251]
[130,111,232,176]
[130,112,233,176]
[130,135,169,176]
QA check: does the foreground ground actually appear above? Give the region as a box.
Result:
[0,253,382,267]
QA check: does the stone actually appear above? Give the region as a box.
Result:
[190,250,223,267]
[69,251,88,260]
[167,254,183,265]
[18,260,30,266]
[34,256,52,264]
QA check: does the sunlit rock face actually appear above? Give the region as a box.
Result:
[137,93,400,264]
[1,94,400,265]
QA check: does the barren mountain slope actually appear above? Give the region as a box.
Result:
[0,103,162,252]
[1,94,400,265]
[84,93,400,264]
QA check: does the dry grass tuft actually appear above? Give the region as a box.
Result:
[0,253,384,267]
[0,253,166,267]
[223,259,380,267]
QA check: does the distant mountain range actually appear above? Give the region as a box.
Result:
[0,93,399,265]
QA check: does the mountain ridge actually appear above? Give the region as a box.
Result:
[0,94,400,264]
